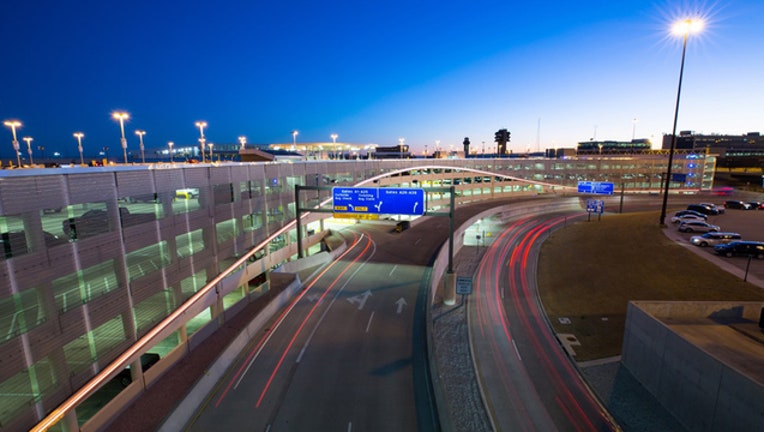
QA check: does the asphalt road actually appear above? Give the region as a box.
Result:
[186,223,444,431]
[470,212,617,431]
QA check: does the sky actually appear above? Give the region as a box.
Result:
[1,0,763,160]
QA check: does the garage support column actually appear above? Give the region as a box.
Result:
[443,271,457,306]
[444,186,457,305]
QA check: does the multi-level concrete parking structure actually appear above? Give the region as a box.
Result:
[0,154,713,431]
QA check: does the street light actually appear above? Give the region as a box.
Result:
[631,117,638,140]
[195,121,207,162]
[73,132,85,165]
[238,136,247,150]
[168,141,174,163]
[330,133,338,144]
[23,137,33,165]
[398,137,405,159]
[291,130,298,151]
[112,111,129,163]
[3,120,22,167]
[135,130,146,163]
[208,142,214,162]
[659,17,704,226]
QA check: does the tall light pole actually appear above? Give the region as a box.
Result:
[23,137,33,165]
[112,111,129,164]
[291,130,298,151]
[631,117,638,140]
[74,132,85,165]
[208,142,214,162]
[330,133,338,144]
[238,136,247,150]
[659,17,704,226]
[168,141,174,163]
[398,137,405,159]
[195,121,207,162]
[3,120,22,167]
[135,130,146,163]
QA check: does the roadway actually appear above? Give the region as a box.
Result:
[187,223,442,431]
[470,212,617,431]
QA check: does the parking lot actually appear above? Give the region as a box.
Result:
[669,206,764,284]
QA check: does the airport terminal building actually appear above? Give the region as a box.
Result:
[0,153,715,430]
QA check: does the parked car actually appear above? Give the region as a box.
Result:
[678,220,720,233]
[747,201,764,210]
[671,214,707,224]
[686,204,721,216]
[723,200,752,210]
[673,209,707,220]
[115,353,161,387]
[690,232,742,247]
[699,202,725,214]
[63,207,155,239]
[713,241,764,259]
[1,231,67,259]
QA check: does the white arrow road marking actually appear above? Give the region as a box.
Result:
[306,293,320,303]
[395,297,408,314]
[347,290,372,310]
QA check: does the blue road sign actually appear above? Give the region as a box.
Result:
[586,199,605,214]
[577,181,614,195]
[332,187,425,215]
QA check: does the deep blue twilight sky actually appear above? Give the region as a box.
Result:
[1,1,763,159]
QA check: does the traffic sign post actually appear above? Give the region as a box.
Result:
[586,199,605,221]
[456,276,473,295]
[332,187,425,216]
[577,181,614,195]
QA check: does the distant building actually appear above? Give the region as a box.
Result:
[372,144,409,159]
[662,131,764,168]
[577,139,652,154]
[661,131,764,152]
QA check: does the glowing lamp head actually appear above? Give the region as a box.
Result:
[672,18,704,37]
[112,112,129,121]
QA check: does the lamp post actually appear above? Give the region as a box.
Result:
[112,111,129,163]
[135,130,146,163]
[631,117,638,140]
[168,141,174,163]
[238,136,247,150]
[291,130,298,151]
[3,120,22,167]
[659,17,704,226]
[398,137,405,159]
[73,132,85,165]
[23,137,33,165]
[330,133,338,144]
[195,121,207,162]
[208,142,214,162]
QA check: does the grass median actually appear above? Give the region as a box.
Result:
[537,210,764,362]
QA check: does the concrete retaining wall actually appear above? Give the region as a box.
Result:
[622,301,764,432]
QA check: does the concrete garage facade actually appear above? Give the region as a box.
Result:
[622,301,764,431]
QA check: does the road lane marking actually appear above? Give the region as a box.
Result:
[298,240,377,363]
[395,297,407,314]
[389,264,398,276]
[512,339,522,361]
[346,290,372,310]
[365,311,375,333]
